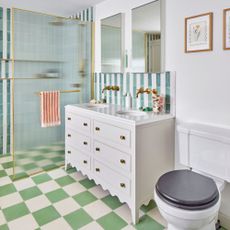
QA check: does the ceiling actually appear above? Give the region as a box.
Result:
[1,0,106,17]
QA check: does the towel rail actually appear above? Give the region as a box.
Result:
[35,89,80,95]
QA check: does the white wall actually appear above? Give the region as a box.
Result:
[165,0,230,226]
[165,0,230,126]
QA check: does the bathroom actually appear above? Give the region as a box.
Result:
[0,0,230,229]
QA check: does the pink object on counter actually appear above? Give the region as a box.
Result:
[40,91,61,127]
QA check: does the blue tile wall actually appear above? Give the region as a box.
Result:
[0,8,11,154]
[0,8,3,153]
[7,8,10,59]
[0,7,3,58]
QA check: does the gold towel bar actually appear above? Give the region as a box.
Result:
[35,89,80,95]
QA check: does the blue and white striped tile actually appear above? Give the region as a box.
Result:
[148,73,153,108]
[143,73,149,108]
[94,71,175,114]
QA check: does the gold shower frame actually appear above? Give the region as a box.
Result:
[10,7,95,180]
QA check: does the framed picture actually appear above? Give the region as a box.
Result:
[185,13,213,53]
[223,8,230,50]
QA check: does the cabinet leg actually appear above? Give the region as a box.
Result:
[131,208,139,225]
[64,162,68,171]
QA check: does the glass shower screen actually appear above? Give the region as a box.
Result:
[12,8,92,179]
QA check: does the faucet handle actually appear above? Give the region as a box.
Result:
[152,89,158,95]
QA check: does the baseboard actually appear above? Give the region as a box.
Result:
[219,212,230,229]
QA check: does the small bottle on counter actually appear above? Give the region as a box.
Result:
[125,93,132,109]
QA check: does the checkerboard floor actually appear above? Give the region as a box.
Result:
[0,154,168,230]
[0,155,227,230]
[6,142,64,180]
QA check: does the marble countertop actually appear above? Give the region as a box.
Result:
[66,103,175,126]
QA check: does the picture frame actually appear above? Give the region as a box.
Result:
[185,12,213,53]
[223,8,230,50]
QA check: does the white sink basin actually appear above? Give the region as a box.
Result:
[85,104,109,109]
[116,110,147,117]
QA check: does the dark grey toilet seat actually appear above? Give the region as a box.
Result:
[155,170,219,210]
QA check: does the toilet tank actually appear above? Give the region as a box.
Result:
[177,122,230,183]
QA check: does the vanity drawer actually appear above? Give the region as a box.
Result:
[93,121,131,148]
[93,160,130,195]
[66,112,91,134]
[93,141,131,172]
[66,145,90,171]
[66,129,91,153]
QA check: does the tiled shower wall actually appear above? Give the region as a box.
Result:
[0,7,11,154]
[94,72,176,114]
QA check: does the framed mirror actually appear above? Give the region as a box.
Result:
[101,14,122,73]
[132,1,161,72]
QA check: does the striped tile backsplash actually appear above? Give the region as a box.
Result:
[94,72,176,114]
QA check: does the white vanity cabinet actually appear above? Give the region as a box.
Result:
[65,105,174,224]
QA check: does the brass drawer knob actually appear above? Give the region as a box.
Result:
[95,127,100,131]
[120,159,126,164]
[68,117,71,120]
[83,123,88,127]
[83,141,88,145]
[120,135,126,140]
[68,134,71,137]
[95,168,100,172]
[95,147,100,152]
[83,160,87,164]
[67,150,71,154]
[120,183,126,188]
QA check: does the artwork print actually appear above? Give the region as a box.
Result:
[185,13,213,52]
[224,9,230,50]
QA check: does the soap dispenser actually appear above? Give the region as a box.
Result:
[125,93,132,109]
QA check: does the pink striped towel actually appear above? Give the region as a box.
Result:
[40,91,61,128]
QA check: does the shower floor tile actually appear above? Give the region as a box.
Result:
[13,142,65,180]
[0,156,228,230]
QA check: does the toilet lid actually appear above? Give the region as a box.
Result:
[155,170,219,210]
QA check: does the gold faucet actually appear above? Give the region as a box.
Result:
[102,85,120,93]
[136,88,158,98]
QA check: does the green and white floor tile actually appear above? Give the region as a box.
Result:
[4,142,65,180]
[0,155,227,230]
[0,155,167,230]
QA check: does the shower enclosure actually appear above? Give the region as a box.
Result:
[8,8,92,179]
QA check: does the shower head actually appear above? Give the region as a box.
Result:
[49,17,65,26]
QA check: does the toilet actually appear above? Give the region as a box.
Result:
[154,122,230,230]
